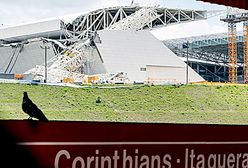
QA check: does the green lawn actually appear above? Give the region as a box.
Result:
[1,83,248,124]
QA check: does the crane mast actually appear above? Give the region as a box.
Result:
[221,8,248,83]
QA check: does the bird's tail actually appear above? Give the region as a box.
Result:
[39,113,49,122]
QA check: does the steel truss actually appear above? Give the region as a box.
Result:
[107,7,161,30]
[69,6,207,39]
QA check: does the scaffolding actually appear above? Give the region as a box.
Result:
[221,12,248,83]
[227,22,237,82]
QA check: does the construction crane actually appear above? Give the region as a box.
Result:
[221,8,248,83]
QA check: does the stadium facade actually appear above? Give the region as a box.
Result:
[0,5,207,84]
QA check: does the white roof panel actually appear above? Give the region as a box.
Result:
[0,19,63,42]
[96,30,204,83]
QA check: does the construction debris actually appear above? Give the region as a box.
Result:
[0,6,209,84]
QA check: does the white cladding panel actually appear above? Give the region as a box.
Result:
[146,65,203,84]
[96,30,204,83]
[0,19,62,41]
[0,41,55,74]
[146,65,185,83]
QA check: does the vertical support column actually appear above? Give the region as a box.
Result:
[40,42,50,83]
[103,10,106,29]
[228,22,237,83]
[120,8,123,20]
[86,15,89,38]
[164,9,167,25]
[197,64,200,74]
[186,41,189,84]
[244,21,248,83]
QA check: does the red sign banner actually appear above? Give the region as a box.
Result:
[197,0,248,10]
[1,120,248,168]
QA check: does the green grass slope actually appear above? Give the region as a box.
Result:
[1,83,248,124]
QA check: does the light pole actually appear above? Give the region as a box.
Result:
[183,41,189,84]
[186,41,189,85]
[41,42,50,83]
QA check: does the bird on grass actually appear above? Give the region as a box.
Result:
[96,96,101,103]
[22,92,48,121]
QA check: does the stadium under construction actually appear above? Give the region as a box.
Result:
[164,32,242,83]
[165,11,248,83]
[0,5,247,84]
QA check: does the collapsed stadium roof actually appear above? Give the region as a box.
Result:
[0,5,208,84]
[0,5,208,43]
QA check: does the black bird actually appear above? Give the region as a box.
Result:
[96,96,101,103]
[22,92,48,121]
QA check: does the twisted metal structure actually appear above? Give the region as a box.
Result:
[68,6,207,39]
[1,5,209,83]
[107,7,161,30]
[44,6,208,82]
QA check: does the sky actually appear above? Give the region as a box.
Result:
[0,0,241,40]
